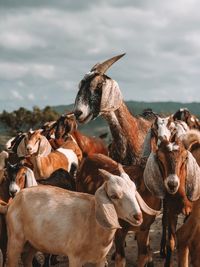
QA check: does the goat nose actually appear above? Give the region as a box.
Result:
[74,110,83,119]
[133,212,142,222]
[167,180,178,190]
[27,146,32,151]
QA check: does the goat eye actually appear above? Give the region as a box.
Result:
[110,194,119,200]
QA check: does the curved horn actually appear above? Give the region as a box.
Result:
[117,163,124,175]
[91,53,126,74]
[117,163,130,180]
[135,191,161,216]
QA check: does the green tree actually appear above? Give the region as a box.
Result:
[0,106,59,134]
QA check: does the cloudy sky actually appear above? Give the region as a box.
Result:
[0,0,200,112]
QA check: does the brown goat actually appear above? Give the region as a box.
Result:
[76,153,161,267]
[25,132,82,179]
[50,112,108,156]
[0,171,10,266]
[173,108,200,130]
[176,196,200,267]
[74,54,153,165]
[144,139,200,266]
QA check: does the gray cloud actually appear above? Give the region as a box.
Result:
[0,0,200,111]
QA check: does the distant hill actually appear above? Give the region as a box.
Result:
[51,101,200,137]
[2,100,199,148]
[52,101,200,116]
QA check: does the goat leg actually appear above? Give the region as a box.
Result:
[164,213,178,267]
[177,245,189,267]
[22,246,37,267]
[113,225,129,267]
[136,229,153,267]
[160,199,168,258]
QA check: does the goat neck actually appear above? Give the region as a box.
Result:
[103,102,151,165]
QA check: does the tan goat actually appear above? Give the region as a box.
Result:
[1,168,143,267]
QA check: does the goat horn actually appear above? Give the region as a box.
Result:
[117,164,130,180]
[117,163,124,174]
[91,53,126,74]
[135,191,161,216]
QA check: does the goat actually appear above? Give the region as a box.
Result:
[74,54,153,165]
[21,129,52,157]
[141,114,191,258]
[6,162,37,198]
[5,132,26,153]
[2,167,144,267]
[176,196,200,267]
[7,162,76,197]
[144,138,200,266]
[4,130,52,159]
[142,115,190,158]
[181,129,200,166]
[76,153,161,267]
[173,108,200,130]
[0,170,10,266]
[40,120,57,140]
[52,112,108,156]
[6,162,76,267]
[25,131,82,179]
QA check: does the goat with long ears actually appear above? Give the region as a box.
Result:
[74,53,153,165]
[144,138,200,266]
[2,168,145,267]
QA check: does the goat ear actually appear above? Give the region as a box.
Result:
[186,152,200,201]
[98,169,112,181]
[142,129,155,157]
[25,167,37,187]
[95,184,121,229]
[143,152,165,198]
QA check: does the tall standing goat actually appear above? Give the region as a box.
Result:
[74,54,153,165]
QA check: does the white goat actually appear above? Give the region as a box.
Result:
[3,168,143,267]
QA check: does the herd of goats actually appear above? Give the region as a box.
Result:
[0,53,200,267]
